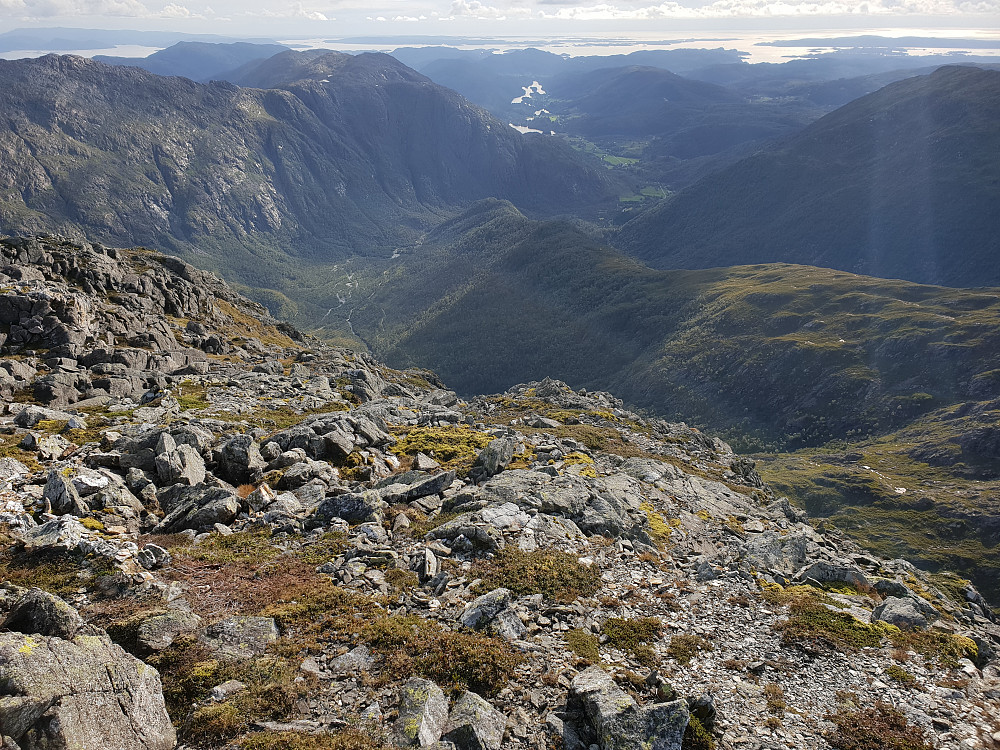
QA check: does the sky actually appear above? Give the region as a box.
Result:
[0,0,997,39]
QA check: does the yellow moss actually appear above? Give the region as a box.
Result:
[80,517,105,532]
[640,502,676,543]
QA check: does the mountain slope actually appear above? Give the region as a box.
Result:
[337,201,1000,450]
[94,41,289,82]
[617,66,1000,287]
[0,53,622,291]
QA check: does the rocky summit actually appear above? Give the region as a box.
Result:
[1,233,999,750]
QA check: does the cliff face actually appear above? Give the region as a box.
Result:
[1,232,999,750]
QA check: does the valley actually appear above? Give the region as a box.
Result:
[1,39,999,617]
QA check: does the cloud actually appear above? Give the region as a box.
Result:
[244,1,330,19]
[0,0,214,18]
[536,0,997,17]
[448,0,532,19]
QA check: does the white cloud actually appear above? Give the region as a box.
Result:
[448,0,532,19]
[537,0,997,17]
[243,1,330,19]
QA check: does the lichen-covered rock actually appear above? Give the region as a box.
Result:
[871,596,929,629]
[216,434,266,486]
[570,666,689,750]
[469,436,517,484]
[199,616,278,659]
[444,691,507,750]
[136,609,203,652]
[1,588,86,640]
[394,677,449,747]
[0,630,176,750]
[460,588,513,630]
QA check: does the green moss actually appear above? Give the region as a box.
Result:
[682,716,715,750]
[236,729,391,750]
[175,382,210,411]
[889,629,979,668]
[360,614,522,696]
[79,517,105,532]
[886,665,916,686]
[564,628,600,663]
[665,633,713,666]
[392,426,492,469]
[384,568,419,592]
[775,597,884,654]
[470,547,601,603]
[177,530,280,565]
[601,617,662,663]
[291,532,350,566]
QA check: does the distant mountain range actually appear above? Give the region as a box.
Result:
[95,41,290,83]
[0,52,622,290]
[617,66,1000,287]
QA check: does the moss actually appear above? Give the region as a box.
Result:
[0,544,116,598]
[682,716,715,750]
[392,426,492,470]
[775,597,884,654]
[564,628,600,663]
[561,451,597,478]
[236,729,391,750]
[175,382,210,411]
[665,633,712,665]
[360,614,522,696]
[763,683,786,716]
[886,665,916,686]
[640,502,678,544]
[889,629,979,668]
[0,440,42,473]
[291,532,350,566]
[384,568,419,592]
[176,530,280,565]
[826,702,933,750]
[470,547,601,603]
[79,517,105,532]
[215,299,298,349]
[601,617,662,666]
[182,655,310,746]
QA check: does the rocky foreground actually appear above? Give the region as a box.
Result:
[0,233,999,750]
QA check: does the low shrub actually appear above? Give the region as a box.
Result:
[564,628,600,663]
[826,703,933,750]
[666,633,713,665]
[471,547,600,602]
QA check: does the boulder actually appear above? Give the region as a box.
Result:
[199,616,279,659]
[136,610,203,652]
[794,559,870,588]
[871,597,928,629]
[216,434,266,485]
[394,677,449,747]
[154,443,206,486]
[570,666,689,750]
[460,588,513,630]
[42,469,89,516]
[469,437,517,484]
[443,691,507,750]
[2,588,87,640]
[0,630,175,750]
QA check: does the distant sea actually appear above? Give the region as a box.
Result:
[1,30,999,65]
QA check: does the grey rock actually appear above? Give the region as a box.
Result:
[209,679,247,702]
[42,469,89,516]
[200,616,279,659]
[329,645,375,675]
[413,453,440,472]
[489,607,527,642]
[460,588,513,630]
[154,443,206,486]
[794,559,870,588]
[0,630,175,750]
[871,597,928,629]
[0,458,30,482]
[469,437,517,484]
[136,610,203,652]
[570,666,689,750]
[394,677,449,747]
[313,491,382,525]
[217,434,266,486]
[2,588,86,640]
[443,691,506,750]
[137,543,172,570]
